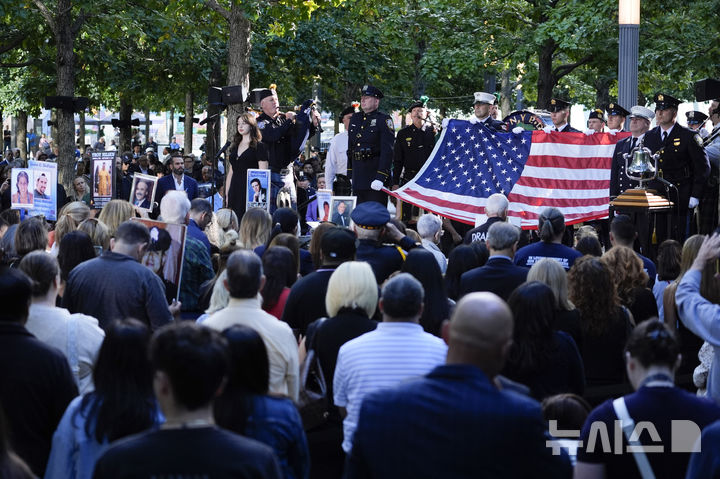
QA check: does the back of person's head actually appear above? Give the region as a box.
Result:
[320,226,357,266]
[679,234,705,278]
[625,319,680,370]
[268,233,300,275]
[541,394,591,434]
[77,218,110,252]
[538,208,565,242]
[416,214,442,240]
[205,270,230,315]
[601,246,647,306]
[445,291,513,377]
[57,231,96,282]
[267,208,299,246]
[309,222,336,268]
[239,207,272,250]
[574,235,602,257]
[213,208,239,251]
[568,256,619,335]
[325,261,378,318]
[261,246,297,311]
[527,257,574,311]
[380,273,424,321]
[445,245,481,301]
[190,198,213,218]
[0,267,32,322]
[98,200,134,237]
[150,322,229,411]
[0,208,20,226]
[15,217,48,256]
[18,251,59,298]
[574,225,598,244]
[59,201,91,225]
[225,249,263,299]
[113,221,150,247]
[504,282,555,376]
[402,248,449,336]
[610,214,636,245]
[87,318,155,443]
[485,193,509,218]
[470,241,490,265]
[656,240,681,282]
[0,224,17,264]
[160,190,191,225]
[213,325,270,434]
[486,221,519,251]
[54,214,80,247]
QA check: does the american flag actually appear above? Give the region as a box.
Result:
[386,119,630,229]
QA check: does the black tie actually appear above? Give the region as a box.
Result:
[630,137,637,150]
[662,131,667,142]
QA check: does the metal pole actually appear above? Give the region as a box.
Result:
[618,23,639,129]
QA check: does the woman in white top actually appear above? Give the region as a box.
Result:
[18,251,105,394]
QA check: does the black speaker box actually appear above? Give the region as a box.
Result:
[695,79,720,102]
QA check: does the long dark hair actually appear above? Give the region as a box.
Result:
[504,282,556,376]
[213,325,269,433]
[444,245,481,301]
[57,230,96,282]
[402,248,449,336]
[264,208,298,249]
[261,246,297,310]
[77,319,157,443]
[232,112,262,148]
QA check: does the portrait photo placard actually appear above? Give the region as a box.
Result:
[91,152,116,209]
[130,173,159,212]
[246,168,271,213]
[27,160,58,220]
[330,195,356,227]
[11,168,33,209]
[316,189,333,222]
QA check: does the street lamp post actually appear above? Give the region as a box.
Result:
[618,0,640,128]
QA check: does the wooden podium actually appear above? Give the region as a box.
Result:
[611,189,673,260]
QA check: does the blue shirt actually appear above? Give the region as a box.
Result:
[187,218,212,257]
[514,241,582,271]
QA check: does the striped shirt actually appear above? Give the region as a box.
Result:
[333,322,447,452]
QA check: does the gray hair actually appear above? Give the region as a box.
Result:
[416,214,442,239]
[160,191,191,225]
[380,273,424,319]
[486,222,520,250]
[485,193,509,217]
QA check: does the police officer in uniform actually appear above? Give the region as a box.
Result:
[351,201,420,284]
[586,109,606,133]
[392,98,437,222]
[644,93,710,242]
[698,100,720,233]
[606,103,630,133]
[470,92,506,131]
[610,106,655,198]
[347,85,395,204]
[686,111,710,138]
[545,98,580,132]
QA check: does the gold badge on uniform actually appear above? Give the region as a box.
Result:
[386,118,394,130]
[658,94,664,101]
[695,134,703,146]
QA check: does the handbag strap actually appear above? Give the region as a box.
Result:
[612,397,656,479]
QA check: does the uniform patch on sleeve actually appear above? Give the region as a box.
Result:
[695,134,703,147]
[258,121,266,130]
[386,118,394,131]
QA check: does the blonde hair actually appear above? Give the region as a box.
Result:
[205,270,230,315]
[55,201,91,245]
[98,200,134,237]
[210,208,239,250]
[527,258,574,311]
[325,261,378,317]
[77,218,110,251]
[239,207,272,250]
[601,246,648,307]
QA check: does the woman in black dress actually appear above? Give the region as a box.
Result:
[226,112,269,220]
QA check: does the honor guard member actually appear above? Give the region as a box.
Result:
[250,84,319,212]
[347,85,395,204]
[606,103,631,132]
[545,98,580,132]
[686,111,710,138]
[644,93,710,242]
[351,201,420,284]
[610,106,655,198]
[698,100,720,233]
[586,109,606,134]
[392,98,437,222]
[325,105,356,195]
[470,92,506,131]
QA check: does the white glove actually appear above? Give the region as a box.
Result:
[512,126,524,135]
[584,129,595,136]
[607,128,618,136]
[441,118,450,128]
[370,180,383,191]
[689,197,700,209]
[542,126,553,134]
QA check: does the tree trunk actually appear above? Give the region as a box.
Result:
[536,39,556,109]
[206,64,223,163]
[144,108,151,143]
[168,107,175,144]
[594,76,611,109]
[54,0,78,192]
[16,110,27,163]
[78,111,85,152]
[412,37,426,98]
[50,109,58,143]
[500,69,512,117]
[118,98,132,153]
[184,91,193,154]
[225,4,251,142]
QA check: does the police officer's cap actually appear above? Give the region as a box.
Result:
[606,103,630,117]
[361,85,383,99]
[321,227,357,261]
[473,92,495,105]
[247,85,276,105]
[628,106,655,121]
[340,105,356,118]
[351,201,390,229]
[588,109,606,122]
[408,100,426,112]
[547,98,571,112]
[686,111,708,124]
[654,93,681,110]
[147,226,172,252]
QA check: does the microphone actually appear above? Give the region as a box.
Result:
[214,141,231,159]
[200,113,220,125]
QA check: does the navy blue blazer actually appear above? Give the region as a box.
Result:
[458,256,528,300]
[346,364,571,479]
[156,174,198,202]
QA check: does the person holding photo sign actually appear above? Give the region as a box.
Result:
[226,113,269,221]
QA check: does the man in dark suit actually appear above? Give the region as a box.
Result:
[156,154,198,201]
[609,105,655,198]
[345,291,572,479]
[331,200,350,226]
[545,98,580,132]
[643,93,709,242]
[458,221,527,300]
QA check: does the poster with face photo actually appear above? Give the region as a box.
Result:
[91,152,116,208]
[130,173,158,212]
[10,168,33,209]
[246,168,271,213]
[330,196,356,227]
[27,160,58,220]
[316,189,333,222]
[132,218,187,305]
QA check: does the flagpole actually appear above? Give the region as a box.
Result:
[618,0,640,129]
